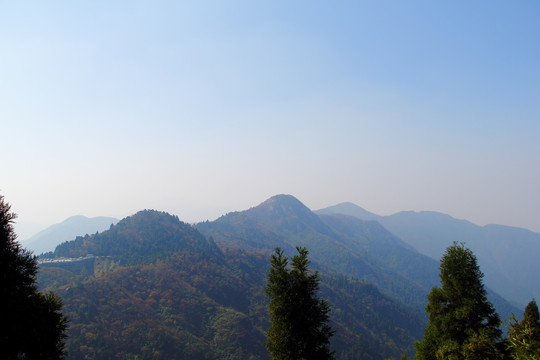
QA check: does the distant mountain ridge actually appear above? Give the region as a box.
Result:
[316,202,382,222]
[36,195,527,359]
[197,194,518,322]
[24,215,119,255]
[39,208,426,359]
[316,202,540,306]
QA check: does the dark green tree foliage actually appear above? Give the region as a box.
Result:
[507,299,540,359]
[0,195,67,359]
[523,300,540,327]
[39,242,423,359]
[414,242,502,360]
[265,247,334,360]
[58,251,268,360]
[53,210,219,265]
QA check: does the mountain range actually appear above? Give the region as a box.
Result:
[34,194,533,359]
[316,202,540,306]
[196,195,518,321]
[39,208,424,359]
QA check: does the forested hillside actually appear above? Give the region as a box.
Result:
[37,195,523,359]
[39,209,425,359]
[316,202,540,306]
[198,195,448,317]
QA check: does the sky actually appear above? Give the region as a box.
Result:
[1,1,539,239]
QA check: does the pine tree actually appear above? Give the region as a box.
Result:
[524,300,540,325]
[507,299,540,359]
[265,247,334,360]
[0,195,68,359]
[414,242,502,360]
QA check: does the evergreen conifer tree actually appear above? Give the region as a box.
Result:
[265,247,334,360]
[523,300,540,326]
[0,195,68,359]
[507,299,540,359]
[414,242,502,360]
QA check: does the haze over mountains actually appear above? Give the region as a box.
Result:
[196,195,518,318]
[31,194,536,358]
[316,202,540,306]
[32,196,538,307]
[39,207,424,359]
[23,215,119,255]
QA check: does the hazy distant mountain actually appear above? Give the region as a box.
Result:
[39,209,425,360]
[196,196,490,317]
[316,202,382,222]
[316,203,540,306]
[24,215,118,255]
[198,195,519,324]
[37,197,523,358]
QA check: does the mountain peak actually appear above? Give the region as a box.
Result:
[64,215,89,222]
[259,194,308,210]
[242,194,333,236]
[251,194,314,219]
[315,202,381,221]
[51,209,219,261]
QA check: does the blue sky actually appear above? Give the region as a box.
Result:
[2,1,540,236]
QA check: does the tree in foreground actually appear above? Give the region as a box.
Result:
[507,299,540,359]
[414,242,502,360]
[265,246,334,360]
[0,195,68,359]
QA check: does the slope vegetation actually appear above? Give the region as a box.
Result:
[197,194,440,316]
[317,202,540,306]
[39,208,424,359]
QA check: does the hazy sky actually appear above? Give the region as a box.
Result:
[2,1,540,236]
